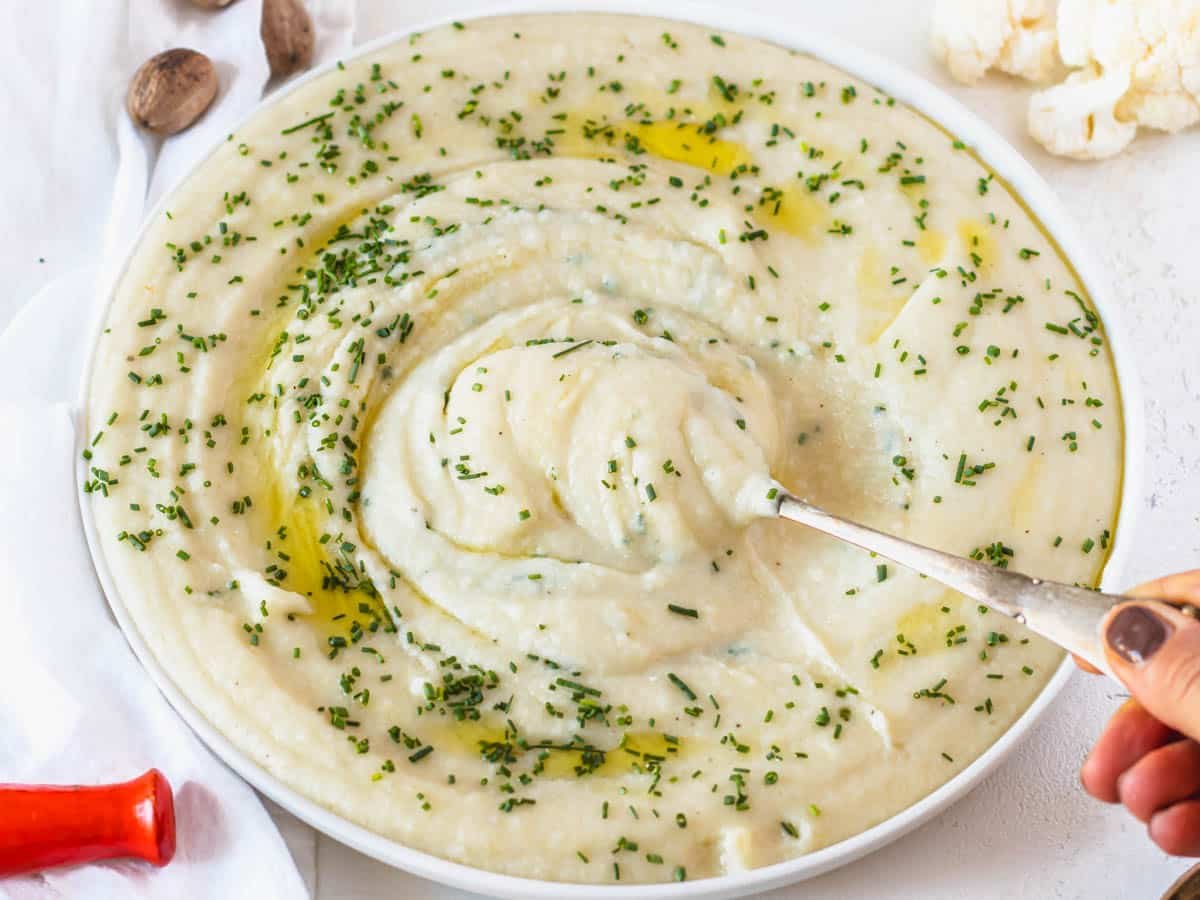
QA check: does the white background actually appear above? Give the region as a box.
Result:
[3,2,1199,898]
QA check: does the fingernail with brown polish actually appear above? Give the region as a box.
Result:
[1106,605,1172,664]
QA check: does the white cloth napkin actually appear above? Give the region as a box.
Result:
[0,2,354,898]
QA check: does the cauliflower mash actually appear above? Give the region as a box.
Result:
[84,15,1123,883]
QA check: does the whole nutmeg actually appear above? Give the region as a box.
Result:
[261,0,314,78]
[127,49,218,136]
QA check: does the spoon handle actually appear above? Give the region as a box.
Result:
[0,769,175,876]
[777,493,1123,677]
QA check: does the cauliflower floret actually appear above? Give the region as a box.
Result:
[998,13,1061,81]
[1028,65,1139,159]
[1054,0,1140,72]
[1118,0,1200,133]
[935,0,1200,159]
[932,0,1060,84]
[1057,0,1200,131]
[1032,0,1200,157]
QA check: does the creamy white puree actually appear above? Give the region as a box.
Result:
[85,15,1123,883]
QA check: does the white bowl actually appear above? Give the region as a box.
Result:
[76,2,1145,897]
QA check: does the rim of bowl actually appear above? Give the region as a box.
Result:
[75,2,1146,898]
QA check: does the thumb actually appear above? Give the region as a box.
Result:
[1103,598,1200,741]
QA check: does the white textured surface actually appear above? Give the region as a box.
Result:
[4,1,1198,898]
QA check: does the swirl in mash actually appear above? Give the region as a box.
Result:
[85,15,1123,885]
[355,185,782,674]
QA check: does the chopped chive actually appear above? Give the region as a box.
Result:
[552,338,593,359]
[667,673,697,700]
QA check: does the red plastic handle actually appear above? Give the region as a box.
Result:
[0,769,175,876]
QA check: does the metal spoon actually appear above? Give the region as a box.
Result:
[775,491,1142,678]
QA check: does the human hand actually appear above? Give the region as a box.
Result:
[1079,570,1200,855]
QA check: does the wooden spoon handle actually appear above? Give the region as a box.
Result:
[0,769,175,876]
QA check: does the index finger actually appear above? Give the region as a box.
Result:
[1081,698,1178,803]
[1128,570,1200,604]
